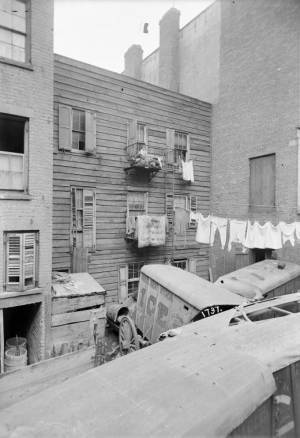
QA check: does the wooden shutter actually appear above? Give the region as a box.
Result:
[144,126,148,146]
[85,111,97,154]
[166,128,175,164]
[188,257,197,275]
[83,189,96,250]
[186,134,191,160]
[189,195,198,228]
[23,233,36,288]
[128,120,137,147]
[118,264,128,303]
[6,234,22,289]
[70,187,77,248]
[165,193,174,228]
[58,105,72,151]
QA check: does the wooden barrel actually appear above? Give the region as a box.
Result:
[4,347,27,373]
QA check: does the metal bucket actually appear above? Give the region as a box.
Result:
[4,346,27,373]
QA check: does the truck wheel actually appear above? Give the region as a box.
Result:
[119,315,139,355]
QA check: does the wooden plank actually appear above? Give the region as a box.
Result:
[52,307,106,327]
[52,294,104,314]
[51,320,92,346]
[0,346,95,410]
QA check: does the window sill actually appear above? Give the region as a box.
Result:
[0,192,32,201]
[0,57,34,71]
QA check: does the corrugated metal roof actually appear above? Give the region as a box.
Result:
[141,264,245,308]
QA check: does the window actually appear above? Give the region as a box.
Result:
[249,154,275,210]
[72,109,85,150]
[137,123,146,144]
[127,120,148,158]
[58,105,96,154]
[71,187,96,250]
[166,129,190,165]
[4,231,38,292]
[127,191,148,217]
[128,262,144,297]
[172,258,187,270]
[0,112,28,191]
[165,193,198,228]
[0,0,29,63]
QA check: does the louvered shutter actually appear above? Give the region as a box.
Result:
[70,187,77,248]
[118,264,128,303]
[83,189,96,250]
[58,105,72,151]
[165,193,174,229]
[186,134,191,160]
[23,233,36,288]
[166,128,175,164]
[189,195,198,228]
[188,257,197,275]
[6,234,22,289]
[85,111,97,154]
[144,126,148,146]
[128,120,137,146]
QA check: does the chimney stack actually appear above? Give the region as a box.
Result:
[159,8,180,91]
[124,44,143,79]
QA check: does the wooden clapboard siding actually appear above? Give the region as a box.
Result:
[53,54,211,300]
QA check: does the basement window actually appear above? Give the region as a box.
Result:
[0,113,28,191]
[172,258,188,270]
[4,231,39,292]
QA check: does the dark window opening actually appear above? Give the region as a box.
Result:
[72,109,85,150]
[251,248,273,263]
[0,113,25,154]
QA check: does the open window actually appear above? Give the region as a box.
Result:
[166,129,190,166]
[126,191,148,239]
[58,105,96,154]
[4,231,39,292]
[0,113,28,192]
[165,193,199,230]
[0,0,30,63]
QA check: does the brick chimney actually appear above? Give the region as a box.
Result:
[159,8,180,91]
[124,44,143,79]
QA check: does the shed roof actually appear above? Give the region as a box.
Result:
[215,259,300,300]
[52,272,105,298]
[141,264,245,309]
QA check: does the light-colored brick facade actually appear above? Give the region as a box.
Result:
[0,0,53,364]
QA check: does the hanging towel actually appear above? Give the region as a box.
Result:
[195,213,211,244]
[181,160,194,183]
[295,222,300,240]
[210,216,228,249]
[244,221,265,249]
[228,220,247,251]
[279,222,296,246]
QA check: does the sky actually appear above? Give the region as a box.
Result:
[54,0,215,73]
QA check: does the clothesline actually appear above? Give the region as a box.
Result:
[191,212,300,251]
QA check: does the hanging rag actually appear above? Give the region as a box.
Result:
[175,208,189,235]
[195,214,211,244]
[228,220,247,251]
[279,222,296,246]
[126,215,136,236]
[264,222,282,249]
[210,216,228,249]
[137,215,166,248]
[181,160,194,183]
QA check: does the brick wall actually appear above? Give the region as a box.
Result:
[210,0,300,280]
[0,0,53,355]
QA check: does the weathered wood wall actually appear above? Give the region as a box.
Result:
[53,54,211,303]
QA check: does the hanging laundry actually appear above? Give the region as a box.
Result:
[264,222,282,249]
[195,213,211,244]
[295,222,300,240]
[174,208,189,235]
[228,220,247,251]
[245,221,282,249]
[279,222,296,246]
[181,160,194,183]
[126,215,136,236]
[210,216,228,249]
[137,215,166,248]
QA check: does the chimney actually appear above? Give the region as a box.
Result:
[159,8,180,91]
[124,44,143,79]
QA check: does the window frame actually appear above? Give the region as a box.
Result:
[3,230,39,292]
[71,108,86,152]
[0,112,29,193]
[0,0,31,65]
[174,131,189,164]
[249,153,276,211]
[127,261,144,297]
[70,186,96,251]
[172,258,188,271]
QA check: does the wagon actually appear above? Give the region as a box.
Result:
[215,259,300,300]
[108,264,245,354]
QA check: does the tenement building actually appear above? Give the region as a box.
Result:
[0,0,54,371]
